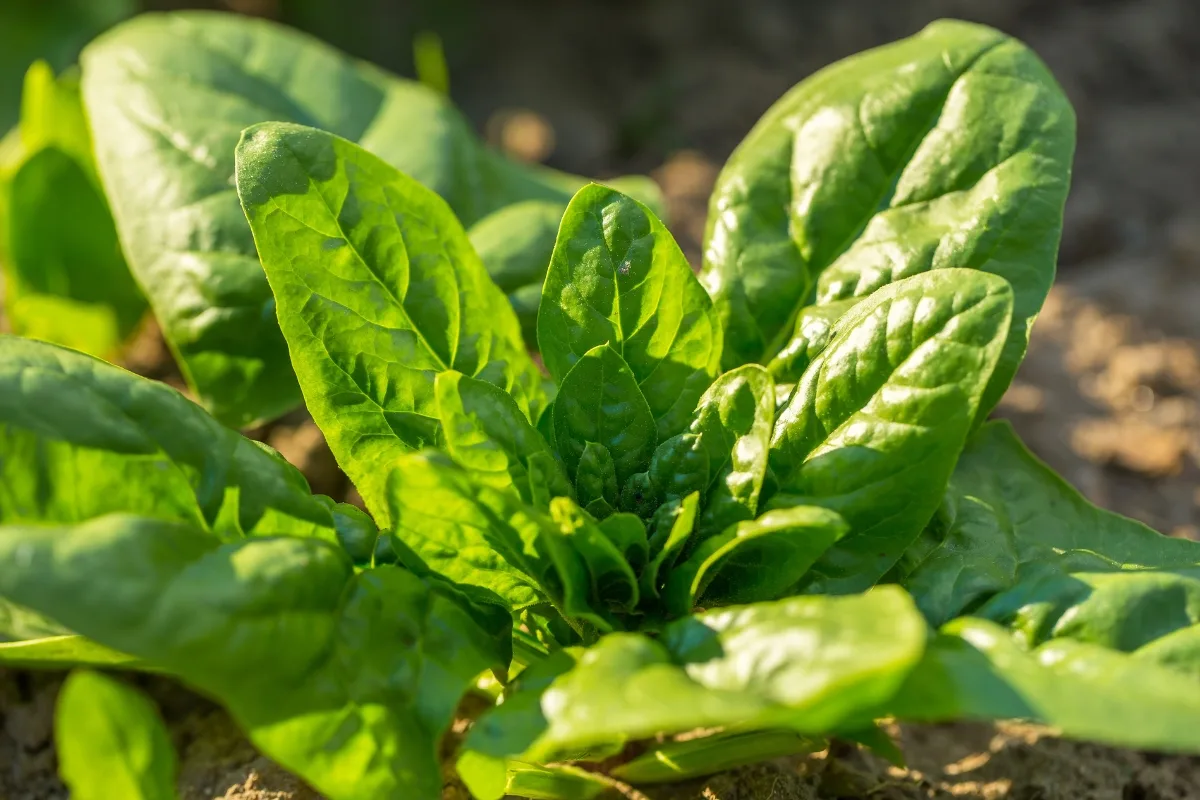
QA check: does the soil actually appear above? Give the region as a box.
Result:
[5,0,1200,797]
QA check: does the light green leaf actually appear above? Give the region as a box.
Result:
[702,18,1074,423]
[466,587,927,762]
[899,421,1200,625]
[553,343,656,486]
[1,63,144,358]
[663,506,848,616]
[689,364,776,540]
[597,513,648,574]
[83,11,654,425]
[0,514,506,800]
[539,185,721,439]
[0,634,138,669]
[237,122,544,524]
[889,617,1200,753]
[436,370,562,505]
[611,729,823,784]
[766,300,854,384]
[551,497,639,612]
[56,670,176,800]
[768,270,1012,593]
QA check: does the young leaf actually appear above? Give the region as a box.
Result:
[899,421,1200,624]
[436,370,564,504]
[466,587,926,762]
[0,336,359,548]
[82,12,656,425]
[648,433,710,505]
[575,442,618,510]
[538,185,722,439]
[550,497,640,612]
[641,492,701,602]
[702,18,1075,423]
[768,269,1012,593]
[688,364,776,540]
[662,506,848,616]
[0,514,507,800]
[237,122,545,524]
[553,343,656,486]
[889,617,1200,753]
[56,670,176,800]
[1,63,144,358]
[597,513,649,574]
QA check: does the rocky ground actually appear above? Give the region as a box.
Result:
[5,0,1200,797]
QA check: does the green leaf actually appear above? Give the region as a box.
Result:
[663,506,848,616]
[0,633,138,669]
[610,729,824,784]
[641,492,701,602]
[575,442,618,510]
[436,370,563,505]
[768,269,1012,593]
[1,63,144,358]
[466,587,927,762]
[702,18,1075,422]
[648,433,710,505]
[689,364,776,540]
[976,569,1200,653]
[899,421,1200,625]
[550,497,639,612]
[1135,625,1200,681]
[56,670,176,800]
[597,513,649,574]
[237,121,544,524]
[0,336,357,547]
[553,343,656,486]
[889,617,1200,754]
[0,514,507,800]
[538,185,721,439]
[83,11,654,425]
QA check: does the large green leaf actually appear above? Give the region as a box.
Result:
[702,18,1074,422]
[553,343,656,486]
[0,514,507,800]
[539,185,721,439]
[768,270,1012,593]
[889,617,1200,753]
[237,122,544,523]
[1,63,144,358]
[55,670,176,800]
[466,587,926,762]
[899,421,1200,625]
[0,336,360,544]
[688,364,776,540]
[82,11,656,425]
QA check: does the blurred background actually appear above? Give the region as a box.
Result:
[5,0,1200,538]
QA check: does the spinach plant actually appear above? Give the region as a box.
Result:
[3,18,1200,800]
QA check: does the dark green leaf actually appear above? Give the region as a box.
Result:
[539,185,721,439]
[768,270,1012,593]
[702,19,1074,423]
[649,433,710,505]
[56,670,175,800]
[83,12,653,425]
[899,421,1200,625]
[611,729,823,784]
[641,492,701,603]
[597,513,649,574]
[662,507,847,616]
[689,365,776,540]
[0,514,506,800]
[553,343,656,486]
[551,498,640,612]
[889,617,1200,753]
[237,122,545,524]
[575,442,618,510]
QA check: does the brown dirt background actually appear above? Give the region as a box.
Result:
[5,0,1200,797]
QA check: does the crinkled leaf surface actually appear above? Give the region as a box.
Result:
[539,185,721,439]
[663,506,848,616]
[1,63,143,358]
[768,270,1012,593]
[889,617,1200,753]
[56,670,176,800]
[553,343,655,486]
[689,364,775,540]
[82,11,651,425]
[702,18,1074,423]
[237,122,544,524]
[467,587,926,762]
[899,421,1200,625]
[0,514,506,800]
[766,300,854,385]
